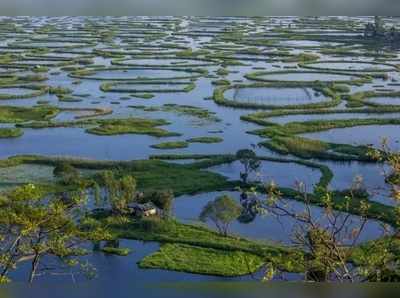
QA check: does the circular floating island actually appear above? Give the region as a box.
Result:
[8,41,92,49]
[100,81,195,93]
[224,86,329,106]
[214,82,340,110]
[70,67,205,81]
[365,96,400,106]
[245,70,371,84]
[0,85,48,100]
[301,124,400,151]
[112,57,216,68]
[300,60,399,72]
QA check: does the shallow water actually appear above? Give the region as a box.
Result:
[0,87,34,96]
[301,124,400,151]
[308,62,396,71]
[207,160,321,188]
[225,87,328,105]
[174,191,386,244]
[365,96,400,105]
[0,16,399,287]
[268,112,400,124]
[258,72,355,82]
[85,68,192,80]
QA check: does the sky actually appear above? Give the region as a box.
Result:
[0,0,399,16]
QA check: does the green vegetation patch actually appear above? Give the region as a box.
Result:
[241,106,400,126]
[187,136,223,143]
[101,81,195,94]
[251,118,400,161]
[139,243,264,276]
[244,70,372,85]
[17,117,181,138]
[0,84,49,100]
[299,60,399,73]
[346,91,400,108]
[0,127,23,138]
[69,66,206,81]
[0,155,234,196]
[0,105,59,123]
[213,82,341,110]
[130,93,154,99]
[101,246,131,256]
[91,216,302,273]
[151,141,189,149]
[130,104,221,123]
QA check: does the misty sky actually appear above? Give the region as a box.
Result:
[1,0,399,16]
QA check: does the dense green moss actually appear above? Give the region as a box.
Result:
[252,118,400,161]
[0,106,59,123]
[299,60,399,73]
[346,91,400,107]
[129,93,154,99]
[0,84,49,100]
[129,104,221,123]
[150,141,189,149]
[187,136,223,143]
[101,246,131,256]
[139,243,264,276]
[242,106,400,126]
[213,82,341,110]
[244,70,372,85]
[100,81,196,94]
[17,117,181,137]
[0,127,23,138]
[93,216,303,273]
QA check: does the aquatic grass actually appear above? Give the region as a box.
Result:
[241,106,400,126]
[17,117,181,138]
[244,70,372,85]
[0,105,59,123]
[94,217,303,273]
[100,81,196,94]
[252,118,400,161]
[0,84,49,100]
[130,93,154,99]
[129,104,221,123]
[346,91,400,107]
[186,136,223,144]
[212,82,342,110]
[299,60,399,73]
[0,127,23,138]
[150,141,189,149]
[101,246,131,256]
[69,66,207,81]
[139,243,264,276]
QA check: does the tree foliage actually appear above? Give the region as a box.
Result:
[0,184,105,283]
[199,195,242,236]
[53,162,80,185]
[236,149,261,183]
[96,170,137,214]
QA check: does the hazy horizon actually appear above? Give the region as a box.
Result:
[0,0,399,16]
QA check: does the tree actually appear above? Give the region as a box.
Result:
[261,178,395,282]
[53,162,80,185]
[236,149,261,184]
[0,184,104,283]
[97,170,137,214]
[199,195,242,236]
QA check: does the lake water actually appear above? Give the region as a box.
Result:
[0,16,399,288]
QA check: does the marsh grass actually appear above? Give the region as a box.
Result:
[0,127,23,138]
[150,141,189,149]
[139,243,264,276]
[187,136,223,143]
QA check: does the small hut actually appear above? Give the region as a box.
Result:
[128,202,159,217]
